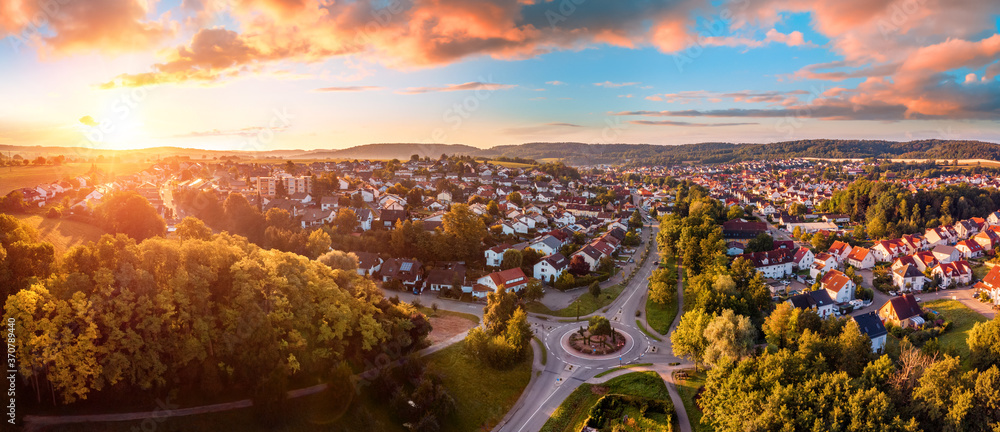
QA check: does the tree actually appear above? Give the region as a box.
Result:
[482,287,519,336]
[501,249,523,270]
[671,309,712,369]
[589,281,601,298]
[588,315,612,338]
[968,317,1000,371]
[506,191,523,207]
[94,191,166,241]
[306,229,332,259]
[442,204,487,263]
[703,309,756,366]
[523,279,544,302]
[569,254,590,276]
[745,233,774,253]
[726,205,744,220]
[317,250,359,271]
[175,216,213,241]
[628,210,643,229]
[333,208,359,234]
[763,302,801,349]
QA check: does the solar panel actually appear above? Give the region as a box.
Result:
[400,262,413,272]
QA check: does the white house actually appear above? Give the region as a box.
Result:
[821,269,855,303]
[846,246,875,270]
[931,245,962,264]
[892,264,926,292]
[853,312,888,353]
[534,253,568,283]
[931,260,973,287]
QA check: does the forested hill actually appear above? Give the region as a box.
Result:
[473,139,1000,165]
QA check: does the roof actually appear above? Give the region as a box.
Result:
[788,289,834,310]
[489,267,528,288]
[847,246,871,262]
[893,264,923,279]
[883,294,922,321]
[821,269,853,293]
[540,253,568,271]
[736,249,794,268]
[355,252,381,269]
[853,312,888,339]
[982,265,1000,289]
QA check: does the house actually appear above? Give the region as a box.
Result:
[846,246,875,269]
[878,294,925,329]
[722,219,767,239]
[534,253,568,283]
[528,235,563,256]
[787,290,835,318]
[988,211,1000,227]
[355,252,383,276]
[736,249,795,279]
[355,208,374,231]
[954,219,980,239]
[931,245,961,264]
[892,264,925,292]
[572,245,604,272]
[379,258,423,288]
[912,251,940,272]
[872,239,906,262]
[726,241,745,256]
[810,253,838,279]
[955,240,984,259]
[974,230,1000,252]
[828,241,853,264]
[485,244,511,267]
[793,247,814,270]
[852,312,888,353]
[975,265,1000,307]
[426,264,466,292]
[475,267,529,294]
[931,260,972,287]
[820,269,855,303]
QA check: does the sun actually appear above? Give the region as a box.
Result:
[77,112,151,151]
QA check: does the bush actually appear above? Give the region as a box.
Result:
[45,207,62,218]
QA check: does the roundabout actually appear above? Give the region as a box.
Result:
[541,321,651,369]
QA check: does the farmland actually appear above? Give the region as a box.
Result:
[0,162,151,196]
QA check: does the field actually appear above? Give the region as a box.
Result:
[526,283,626,318]
[541,371,675,432]
[13,214,106,254]
[416,306,479,345]
[675,369,712,432]
[646,290,678,335]
[924,299,988,360]
[424,341,533,432]
[0,162,150,196]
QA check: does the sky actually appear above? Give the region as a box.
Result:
[1,0,1000,152]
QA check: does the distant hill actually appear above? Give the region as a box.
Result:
[293,143,480,160]
[7,139,1000,166]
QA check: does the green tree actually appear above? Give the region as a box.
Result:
[501,249,523,270]
[968,317,1000,371]
[671,309,712,369]
[588,315,612,337]
[334,208,359,234]
[507,191,523,207]
[763,302,801,349]
[442,204,488,263]
[703,309,756,366]
[306,229,332,259]
[175,216,212,241]
[95,191,167,241]
[588,281,601,298]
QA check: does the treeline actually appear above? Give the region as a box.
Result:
[474,140,1000,166]
[4,232,430,420]
[818,179,1000,239]
[699,303,1000,431]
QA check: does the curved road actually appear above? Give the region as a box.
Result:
[493,210,695,432]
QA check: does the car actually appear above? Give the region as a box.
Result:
[915,297,922,302]
[889,291,898,296]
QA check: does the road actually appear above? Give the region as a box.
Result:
[490,210,694,432]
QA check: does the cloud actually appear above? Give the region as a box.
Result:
[1,0,174,54]
[171,125,289,138]
[397,81,517,94]
[313,86,384,92]
[594,81,640,88]
[628,120,758,127]
[546,81,567,86]
[544,122,583,127]
[701,29,815,49]
[79,116,98,127]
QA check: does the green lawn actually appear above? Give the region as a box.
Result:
[593,363,654,378]
[924,299,988,360]
[416,305,481,324]
[646,292,678,335]
[14,214,106,254]
[526,283,626,318]
[973,264,991,281]
[541,371,675,432]
[636,319,664,342]
[424,341,533,432]
[675,369,712,432]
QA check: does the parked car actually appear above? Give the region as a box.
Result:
[889,291,898,296]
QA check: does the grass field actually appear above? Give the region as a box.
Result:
[424,341,533,432]
[593,363,654,378]
[0,162,150,196]
[541,371,675,432]
[924,299,988,360]
[675,369,712,432]
[973,264,991,281]
[526,283,626,317]
[646,291,678,335]
[13,214,106,254]
[636,320,664,342]
[416,305,481,324]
